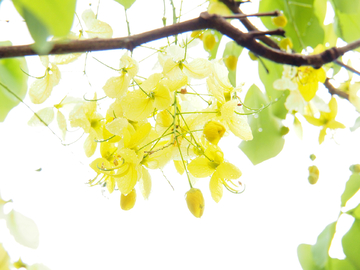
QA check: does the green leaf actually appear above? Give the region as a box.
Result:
[0,43,28,122]
[114,0,136,9]
[297,244,322,270]
[239,85,285,165]
[258,58,289,119]
[23,8,52,54]
[331,0,360,48]
[327,258,357,270]
[347,203,360,220]
[222,41,243,87]
[259,0,325,51]
[13,0,76,52]
[342,219,360,269]
[341,174,360,207]
[5,210,39,249]
[311,222,336,268]
[350,117,360,132]
[331,0,360,14]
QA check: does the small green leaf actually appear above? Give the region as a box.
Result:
[342,219,360,268]
[311,222,336,268]
[258,58,288,119]
[259,0,325,51]
[341,174,360,207]
[222,41,243,87]
[347,203,360,220]
[239,85,285,165]
[0,43,28,122]
[114,0,136,9]
[331,0,360,14]
[297,244,322,270]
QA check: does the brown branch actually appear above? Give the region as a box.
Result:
[219,0,280,49]
[0,12,359,68]
[324,78,349,100]
[334,60,360,77]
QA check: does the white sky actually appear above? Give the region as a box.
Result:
[0,0,360,269]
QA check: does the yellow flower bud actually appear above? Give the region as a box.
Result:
[120,189,136,210]
[224,55,238,71]
[203,121,226,145]
[185,188,205,218]
[272,14,288,28]
[203,32,216,51]
[191,30,203,40]
[308,165,319,185]
[279,37,293,50]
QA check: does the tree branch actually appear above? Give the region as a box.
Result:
[0,12,359,69]
[324,78,349,100]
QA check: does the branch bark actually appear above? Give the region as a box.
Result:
[0,12,359,69]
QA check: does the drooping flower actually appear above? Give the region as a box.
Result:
[29,56,61,104]
[69,94,104,157]
[303,97,345,144]
[187,145,242,202]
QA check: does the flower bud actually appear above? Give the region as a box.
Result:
[185,188,205,218]
[120,189,136,210]
[272,14,287,28]
[308,165,319,185]
[203,121,226,145]
[203,32,216,51]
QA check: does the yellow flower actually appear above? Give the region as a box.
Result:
[185,188,205,218]
[272,14,287,28]
[121,73,171,121]
[103,53,139,99]
[304,97,345,144]
[187,145,242,202]
[69,94,104,157]
[29,56,61,104]
[297,66,326,102]
[120,189,136,210]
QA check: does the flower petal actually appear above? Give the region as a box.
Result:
[187,157,216,178]
[209,172,223,203]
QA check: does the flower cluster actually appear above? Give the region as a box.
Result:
[29,35,253,217]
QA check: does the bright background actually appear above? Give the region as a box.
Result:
[0,0,360,269]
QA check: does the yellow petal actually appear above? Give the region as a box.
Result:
[84,130,97,157]
[153,83,171,110]
[216,162,242,179]
[319,128,327,144]
[327,120,345,130]
[0,244,10,269]
[116,164,140,195]
[328,97,338,120]
[139,167,151,200]
[56,110,67,140]
[120,189,136,210]
[185,188,205,218]
[188,156,216,178]
[106,177,115,194]
[105,117,129,136]
[183,58,211,79]
[127,122,152,149]
[207,76,225,104]
[29,64,61,104]
[122,89,154,121]
[174,160,185,175]
[303,115,324,126]
[103,75,130,99]
[209,172,223,203]
[28,107,54,126]
[205,144,224,164]
[120,54,139,79]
